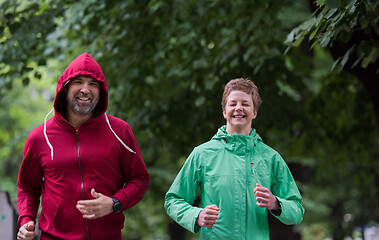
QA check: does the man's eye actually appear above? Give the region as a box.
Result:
[72,80,82,84]
[90,82,100,87]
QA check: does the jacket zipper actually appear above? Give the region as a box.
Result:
[252,138,257,175]
[76,128,90,240]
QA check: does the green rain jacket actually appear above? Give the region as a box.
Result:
[165,126,304,239]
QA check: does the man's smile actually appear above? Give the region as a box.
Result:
[76,94,93,104]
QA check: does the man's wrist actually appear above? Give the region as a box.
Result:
[111,197,122,213]
[19,216,34,228]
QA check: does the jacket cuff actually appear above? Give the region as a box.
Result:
[192,208,203,233]
[269,197,282,216]
[18,216,34,228]
[113,192,129,211]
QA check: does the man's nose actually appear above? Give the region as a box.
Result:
[80,84,91,94]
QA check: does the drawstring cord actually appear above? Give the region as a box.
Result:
[43,109,136,161]
[44,107,55,160]
[104,113,136,154]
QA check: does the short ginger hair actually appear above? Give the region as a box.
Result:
[221,78,262,112]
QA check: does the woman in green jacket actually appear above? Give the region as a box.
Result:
[165,78,304,239]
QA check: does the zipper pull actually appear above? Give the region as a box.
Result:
[252,163,255,175]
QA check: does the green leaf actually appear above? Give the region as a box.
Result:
[345,0,357,12]
[325,0,341,9]
[284,29,296,45]
[361,47,379,68]
[292,34,305,47]
[193,58,208,69]
[340,45,355,68]
[331,58,340,71]
[324,8,338,19]
[310,16,325,40]
[35,3,49,16]
[319,34,331,47]
[316,0,327,7]
[195,96,206,107]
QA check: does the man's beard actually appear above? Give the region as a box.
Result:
[67,94,99,115]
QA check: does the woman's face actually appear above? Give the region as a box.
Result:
[223,90,257,135]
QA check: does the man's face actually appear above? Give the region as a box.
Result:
[66,76,100,115]
[223,90,257,134]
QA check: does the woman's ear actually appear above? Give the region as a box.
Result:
[252,111,258,119]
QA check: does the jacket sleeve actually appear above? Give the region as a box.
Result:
[164,150,203,233]
[112,123,149,210]
[270,154,304,225]
[17,133,43,227]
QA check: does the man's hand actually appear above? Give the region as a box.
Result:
[253,183,279,211]
[197,205,220,228]
[17,221,35,240]
[76,188,114,219]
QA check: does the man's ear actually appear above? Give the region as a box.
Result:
[63,84,69,93]
[63,80,71,93]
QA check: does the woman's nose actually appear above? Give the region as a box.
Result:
[235,103,243,110]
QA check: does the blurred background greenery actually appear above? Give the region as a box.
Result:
[0,0,378,239]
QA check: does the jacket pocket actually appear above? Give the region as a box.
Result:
[253,157,271,186]
[52,199,85,235]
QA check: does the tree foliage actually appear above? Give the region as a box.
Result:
[286,0,379,70]
[286,0,379,126]
[1,1,378,239]
[284,0,379,239]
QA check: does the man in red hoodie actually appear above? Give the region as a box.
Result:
[17,52,149,240]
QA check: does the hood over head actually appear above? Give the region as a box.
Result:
[54,52,108,117]
[44,53,135,161]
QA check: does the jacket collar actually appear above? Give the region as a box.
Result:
[212,125,262,152]
[53,109,101,131]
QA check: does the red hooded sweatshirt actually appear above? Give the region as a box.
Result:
[17,52,149,240]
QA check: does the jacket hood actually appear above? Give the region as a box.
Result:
[54,52,108,116]
[212,125,263,143]
[44,53,135,161]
